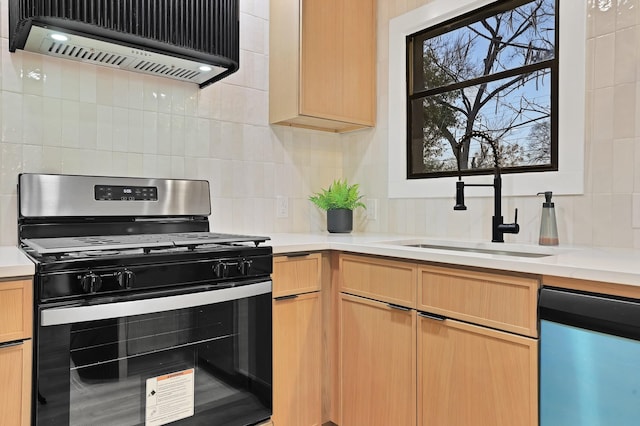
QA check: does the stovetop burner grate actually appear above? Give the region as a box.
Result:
[22,232,270,256]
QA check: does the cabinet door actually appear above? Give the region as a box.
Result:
[0,279,33,342]
[273,253,322,298]
[300,0,375,126]
[0,340,32,426]
[340,293,416,426]
[272,292,322,426]
[418,316,538,426]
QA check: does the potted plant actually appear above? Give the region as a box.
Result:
[309,179,365,233]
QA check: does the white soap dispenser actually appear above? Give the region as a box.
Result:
[537,191,558,246]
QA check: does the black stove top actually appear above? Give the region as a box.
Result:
[22,232,270,257]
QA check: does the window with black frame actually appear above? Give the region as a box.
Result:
[406,0,557,179]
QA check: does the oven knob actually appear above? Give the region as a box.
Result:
[239,259,253,275]
[116,269,135,289]
[213,261,228,278]
[80,272,102,293]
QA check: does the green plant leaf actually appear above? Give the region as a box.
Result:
[308,179,366,211]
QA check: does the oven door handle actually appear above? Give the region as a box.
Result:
[40,280,271,326]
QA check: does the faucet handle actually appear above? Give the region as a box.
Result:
[509,208,520,234]
[497,208,520,236]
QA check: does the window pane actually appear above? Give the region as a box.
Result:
[415,0,555,92]
[409,69,551,175]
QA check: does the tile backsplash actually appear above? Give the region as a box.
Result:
[1,0,640,249]
[0,0,342,245]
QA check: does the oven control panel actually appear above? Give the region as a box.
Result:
[37,250,272,300]
[95,185,158,201]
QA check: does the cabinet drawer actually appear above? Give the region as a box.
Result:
[273,253,322,297]
[418,265,539,337]
[0,279,33,343]
[339,254,416,308]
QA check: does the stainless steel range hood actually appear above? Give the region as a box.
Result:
[8,0,240,88]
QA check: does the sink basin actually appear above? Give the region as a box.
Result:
[383,240,557,258]
[403,243,552,258]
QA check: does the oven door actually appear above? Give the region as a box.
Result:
[35,280,272,426]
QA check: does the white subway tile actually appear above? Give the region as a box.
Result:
[96,66,114,106]
[22,52,43,96]
[170,115,186,156]
[612,138,635,193]
[78,103,97,150]
[61,100,80,148]
[41,98,63,147]
[41,146,63,173]
[157,113,172,155]
[78,64,97,104]
[112,107,130,152]
[616,0,638,29]
[1,40,23,93]
[96,105,113,151]
[594,33,615,88]
[60,62,81,101]
[1,91,23,143]
[613,83,636,138]
[127,109,144,153]
[615,27,637,84]
[42,56,63,99]
[112,72,130,108]
[143,111,158,154]
[22,95,43,145]
[0,142,22,194]
[0,195,18,246]
[128,73,145,110]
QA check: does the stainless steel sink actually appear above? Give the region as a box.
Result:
[383,239,565,258]
[389,242,556,258]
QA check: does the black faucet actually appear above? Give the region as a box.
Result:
[453,131,519,243]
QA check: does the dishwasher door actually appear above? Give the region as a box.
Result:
[539,287,640,426]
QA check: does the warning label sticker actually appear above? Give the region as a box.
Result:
[145,368,195,426]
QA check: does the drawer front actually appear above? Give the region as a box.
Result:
[0,279,33,343]
[339,254,416,308]
[273,253,322,297]
[418,266,539,337]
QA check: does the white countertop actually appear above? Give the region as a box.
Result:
[266,233,640,287]
[4,233,640,287]
[0,246,35,279]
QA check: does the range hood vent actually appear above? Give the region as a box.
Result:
[9,0,239,88]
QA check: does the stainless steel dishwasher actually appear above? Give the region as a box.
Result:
[539,287,640,425]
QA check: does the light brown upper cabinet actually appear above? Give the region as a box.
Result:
[269,0,376,132]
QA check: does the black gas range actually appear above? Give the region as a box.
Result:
[18,173,273,426]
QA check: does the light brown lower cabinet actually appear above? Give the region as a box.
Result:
[0,339,32,426]
[272,291,322,426]
[418,316,538,426]
[339,293,416,426]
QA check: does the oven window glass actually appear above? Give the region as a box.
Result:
[36,293,272,426]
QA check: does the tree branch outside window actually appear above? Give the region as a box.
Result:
[407,0,557,179]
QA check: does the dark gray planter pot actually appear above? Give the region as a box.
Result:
[327,208,353,233]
